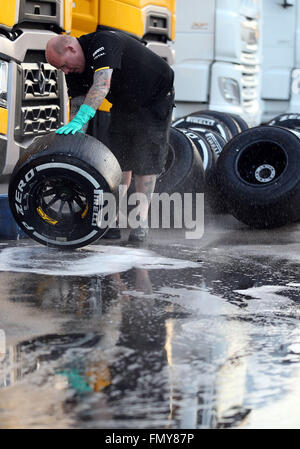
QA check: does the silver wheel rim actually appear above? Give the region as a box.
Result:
[255,164,276,183]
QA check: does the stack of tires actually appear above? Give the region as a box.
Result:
[173,110,300,229]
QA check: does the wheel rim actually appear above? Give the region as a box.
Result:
[236,141,287,185]
[254,164,276,183]
[35,176,89,228]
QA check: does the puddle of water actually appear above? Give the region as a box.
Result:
[1,242,300,428]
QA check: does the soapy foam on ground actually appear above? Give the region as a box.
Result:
[0,245,200,276]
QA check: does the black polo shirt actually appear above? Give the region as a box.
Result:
[65,30,174,109]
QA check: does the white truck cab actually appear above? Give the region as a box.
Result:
[260,0,300,122]
[173,0,261,127]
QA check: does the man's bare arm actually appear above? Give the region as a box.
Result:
[84,68,113,110]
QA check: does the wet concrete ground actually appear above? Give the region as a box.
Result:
[1,215,300,429]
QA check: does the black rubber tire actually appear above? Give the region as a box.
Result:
[174,128,228,214]
[172,113,232,142]
[186,127,226,158]
[267,113,300,132]
[87,110,111,148]
[228,113,249,132]
[197,129,227,214]
[155,127,205,194]
[176,128,216,172]
[216,125,300,228]
[148,127,205,228]
[9,132,122,249]
[193,109,242,137]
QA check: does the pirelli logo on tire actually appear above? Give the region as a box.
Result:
[92,190,104,228]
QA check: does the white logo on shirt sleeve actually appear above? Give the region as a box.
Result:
[93,47,105,58]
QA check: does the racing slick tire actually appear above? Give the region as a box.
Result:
[176,128,228,214]
[156,127,205,194]
[215,126,300,228]
[228,113,249,132]
[193,110,242,137]
[151,127,205,228]
[267,113,300,131]
[172,113,232,142]
[8,132,122,249]
[176,128,217,172]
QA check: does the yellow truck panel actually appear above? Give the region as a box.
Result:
[72,0,175,39]
[0,108,8,135]
[100,0,173,7]
[0,3,17,28]
[64,0,73,34]
[99,0,175,38]
[0,1,71,33]
[100,0,144,37]
[72,0,99,37]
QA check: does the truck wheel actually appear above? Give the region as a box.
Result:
[9,132,122,249]
[172,114,232,142]
[216,126,300,228]
[267,113,300,131]
[194,110,242,136]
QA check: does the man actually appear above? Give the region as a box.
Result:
[45,31,174,242]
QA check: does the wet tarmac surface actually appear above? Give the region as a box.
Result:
[1,216,300,429]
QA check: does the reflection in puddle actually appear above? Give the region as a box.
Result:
[1,243,300,428]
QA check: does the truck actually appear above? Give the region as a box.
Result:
[0,0,72,178]
[172,0,261,127]
[260,0,300,123]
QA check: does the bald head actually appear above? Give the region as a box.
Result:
[46,35,85,74]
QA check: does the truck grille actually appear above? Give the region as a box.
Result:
[22,105,60,135]
[15,61,64,140]
[23,63,59,99]
[241,65,260,119]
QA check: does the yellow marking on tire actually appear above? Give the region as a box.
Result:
[81,203,88,219]
[37,207,58,225]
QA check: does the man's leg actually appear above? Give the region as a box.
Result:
[128,174,156,241]
[122,171,132,192]
[134,174,156,222]
[103,170,132,239]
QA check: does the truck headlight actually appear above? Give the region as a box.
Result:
[219,77,241,105]
[0,60,8,108]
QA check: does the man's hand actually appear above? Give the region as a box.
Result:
[56,104,96,135]
[56,120,85,135]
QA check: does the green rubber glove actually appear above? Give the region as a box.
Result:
[56,104,96,135]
